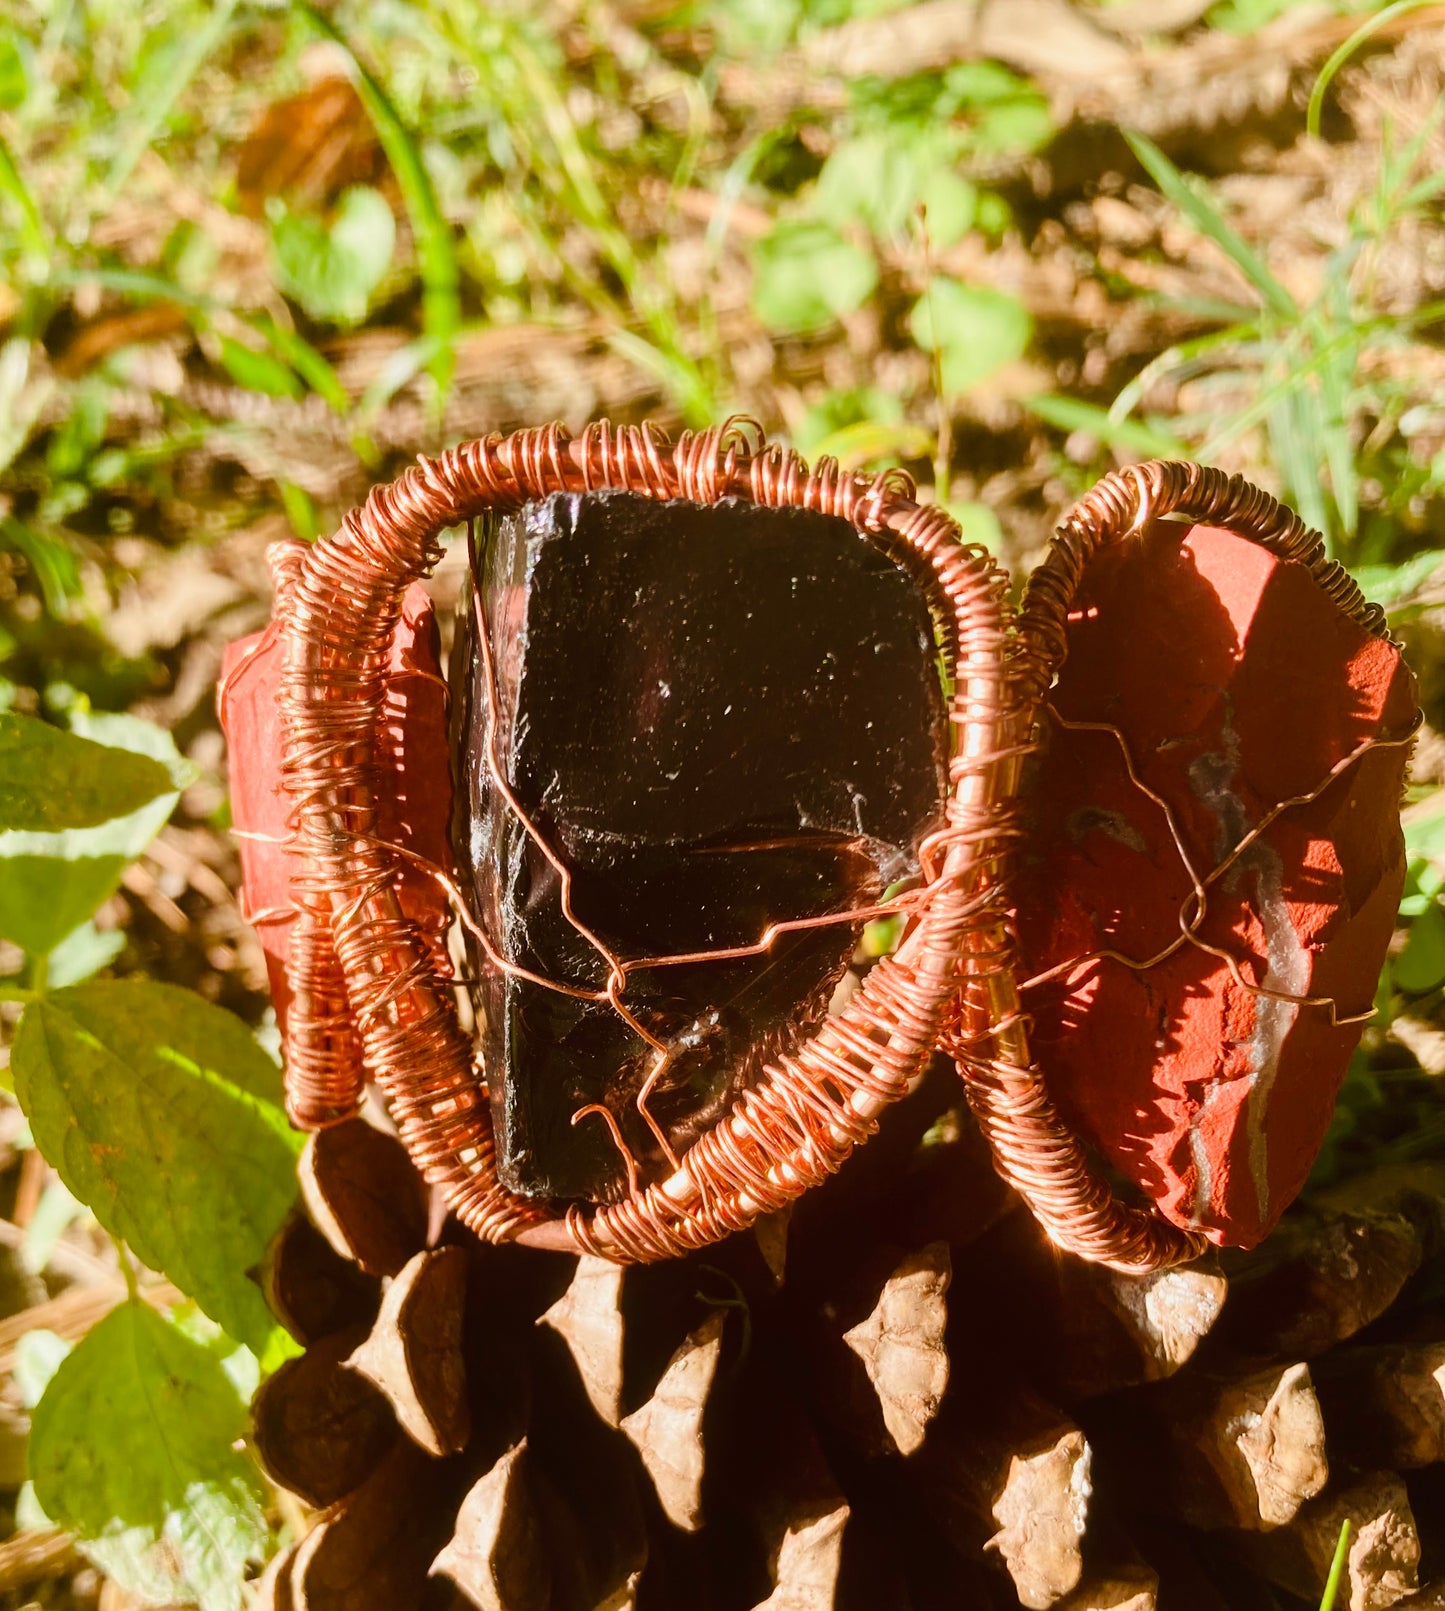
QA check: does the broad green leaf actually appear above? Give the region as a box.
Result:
[793,384,904,457]
[751,221,878,334]
[909,278,1032,395]
[271,186,397,326]
[29,1300,267,1611]
[948,500,1003,550]
[815,131,977,247]
[44,920,126,988]
[1394,899,1445,995]
[814,131,925,241]
[972,97,1054,156]
[916,167,977,247]
[12,981,301,1357]
[0,712,190,955]
[13,1329,70,1409]
[1406,795,1445,864]
[0,712,173,833]
[807,418,934,470]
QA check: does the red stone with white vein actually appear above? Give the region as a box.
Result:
[1015,519,1416,1247]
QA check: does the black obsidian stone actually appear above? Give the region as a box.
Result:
[450,490,947,1204]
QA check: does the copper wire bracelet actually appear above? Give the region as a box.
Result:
[267,426,1400,1272]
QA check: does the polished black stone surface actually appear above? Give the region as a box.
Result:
[450,490,947,1204]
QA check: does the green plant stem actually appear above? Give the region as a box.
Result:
[0,983,36,1004]
[110,1233,140,1302]
[1319,1518,1352,1611]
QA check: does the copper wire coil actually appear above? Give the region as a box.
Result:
[264,426,1395,1270]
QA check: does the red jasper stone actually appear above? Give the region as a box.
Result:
[220,582,452,1037]
[1014,520,1417,1247]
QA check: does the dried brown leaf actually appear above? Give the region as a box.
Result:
[234,75,380,218]
[347,1247,470,1458]
[753,1207,791,1287]
[843,1242,951,1456]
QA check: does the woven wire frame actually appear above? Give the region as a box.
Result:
[945,458,1403,1273]
[267,426,1397,1271]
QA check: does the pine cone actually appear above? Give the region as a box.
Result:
[250,1079,1445,1611]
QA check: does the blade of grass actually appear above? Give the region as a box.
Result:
[1318,1519,1352,1611]
[1109,322,1264,426]
[1125,131,1297,321]
[0,136,48,269]
[1307,1,1434,139]
[299,5,460,406]
[102,0,237,201]
[246,314,349,416]
[46,265,351,415]
[1024,395,1191,459]
[1314,280,1360,541]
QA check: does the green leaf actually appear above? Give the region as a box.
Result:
[271,186,396,327]
[908,278,1032,395]
[1,518,81,616]
[0,712,190,955]
[12,981,301,1357]
[807,418,934,469]
[217,336,304,400]
[0,713,173,834]
[1394,899,1445,995]
[14,1330,70,1410]
[1405,794,1445,863]
[1023,394,1192,459]
[29,1299,267,1611]
[45,920,126,989]
[21,1178,82,1274]
[947,500,1004,550]
[814,130,978,248]
[916,167,977,247]
[245,314,350,415]
[1350,549,1445,609]
[0,34,29,111]
[751,221,878,334]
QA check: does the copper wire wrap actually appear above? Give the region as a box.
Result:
[269,433,1398,1271]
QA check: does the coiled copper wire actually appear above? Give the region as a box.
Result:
[265,430,1403,1272]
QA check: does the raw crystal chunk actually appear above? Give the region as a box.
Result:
[451,491,947,1203]
[1014,520,1417,1246]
